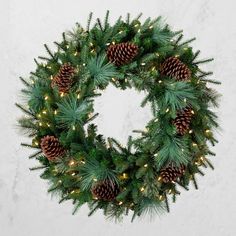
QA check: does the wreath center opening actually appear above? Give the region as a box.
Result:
[93,84,152,145]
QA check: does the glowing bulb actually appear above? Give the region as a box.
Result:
[140,187,145,192]
[168,189,172,194]
[72,125,76,130]
[93,178,98,182]
[50,75,53,80]
[200,156,204,161]
[157,176,162,182]
[192,142,197,147]
[165,108,170,113]
[118,201,123,205]
[191,110,195,115]
[189,130,193,134]
[71,172,76,176]
[141,62,146,66]
[42,110,47,114]
[44,95,49,100]
[77,93,80,99]
[205,129,210,133]
[60,92,64,97]
[69,160,75,166]
[144,164,148,168]
[39,122,43,126]
[120,173,128,180]
[54,110,58,115]
[74,52,78,56]
[158,80,162,83]
[144,128,148,133]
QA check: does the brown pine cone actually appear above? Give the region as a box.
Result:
[160,164,186,183]
[91,180,120,201]
[40,135,65,161]
[107,42,139,66]
[160,56,191,81]
[173,107,194,135]
[51,63,75,93]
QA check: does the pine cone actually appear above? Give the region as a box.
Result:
[160,56,191,81]
[173,107,194,135]
[51,63,75,93]
[91,180,120,201]
[107,42,139,66]
[160,164,186,183]
[40,135,65,161]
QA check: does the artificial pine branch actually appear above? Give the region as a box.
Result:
[86,12,93,32]
[29,150,42,159]
[44,44,56,60]
[193,58,214,65]
[191,50,201,62]
[178,37,196,47]
[15,103,35,117]
[104,10,110,30]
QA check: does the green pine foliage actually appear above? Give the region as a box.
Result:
[86,54,120,87]
[56,94,93,129]
[17,11,220,222]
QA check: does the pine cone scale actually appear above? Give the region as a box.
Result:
[107,42,138,66]
[92,180,119,201]
[160,56,191,81]
[51,63,75,93]
[173,107,194,135]
[160,164,186,183]
[41,135,65,161]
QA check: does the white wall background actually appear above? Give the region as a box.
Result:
[0,0,235,235]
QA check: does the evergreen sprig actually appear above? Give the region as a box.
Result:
[86,54,120,87]
[56,94,93,128]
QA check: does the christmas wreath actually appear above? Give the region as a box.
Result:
[17,12,221,221]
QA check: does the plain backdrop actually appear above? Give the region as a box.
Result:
[0,0,236,235]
